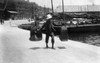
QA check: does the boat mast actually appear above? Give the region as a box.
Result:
[62,0,65,21]
[44,5,45,15]
[51,0,54,14]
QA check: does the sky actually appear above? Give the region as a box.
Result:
[29,0,100,9]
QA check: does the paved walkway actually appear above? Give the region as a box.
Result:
[0,20,100,63]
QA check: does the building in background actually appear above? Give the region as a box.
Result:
[55,5,100,12]
[55,5,100,20]
[0,0,5,20]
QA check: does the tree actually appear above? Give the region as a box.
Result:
[3,0,51,20]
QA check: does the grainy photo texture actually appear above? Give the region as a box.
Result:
[0,0,100,63]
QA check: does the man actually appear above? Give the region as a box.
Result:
[40,13,55,49]
[0,16,4,24]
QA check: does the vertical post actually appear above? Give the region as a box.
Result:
[44,5,45,14]
[87,5,88,11]
[31,3,34,19]
[51,0,54,14]
[31,4,33,19]
[62,0,65,21]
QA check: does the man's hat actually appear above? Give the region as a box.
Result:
[46,14,52,19]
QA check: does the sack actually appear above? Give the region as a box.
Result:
[59,26,68,41]
[29,31,42,41]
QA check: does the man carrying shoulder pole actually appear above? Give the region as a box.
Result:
[40,13,55,49]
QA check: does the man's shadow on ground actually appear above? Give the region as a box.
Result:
[30,46,66,50]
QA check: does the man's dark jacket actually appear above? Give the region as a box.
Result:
[41,18,54,35]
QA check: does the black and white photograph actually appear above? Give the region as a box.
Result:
[0,0,100,63]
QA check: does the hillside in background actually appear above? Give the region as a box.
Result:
[0,0,51,20]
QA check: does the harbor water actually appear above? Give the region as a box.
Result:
[69,31,100,46]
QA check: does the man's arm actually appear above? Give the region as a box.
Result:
[39,22,47,31]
